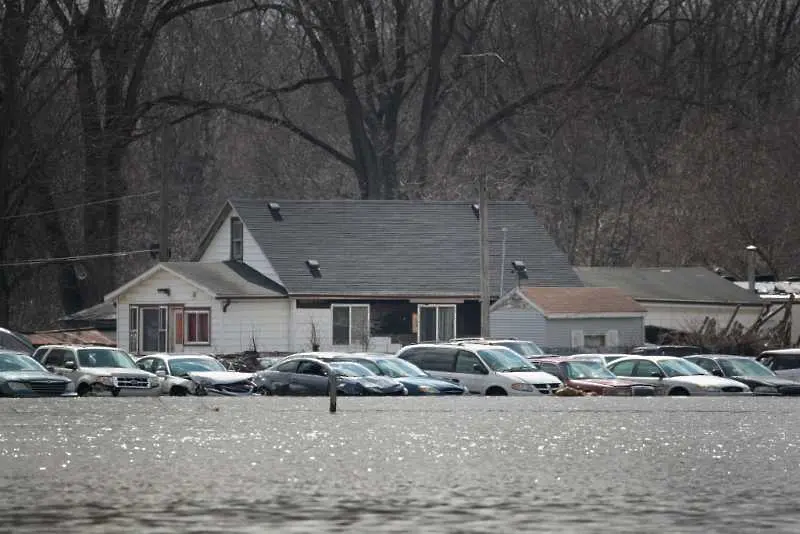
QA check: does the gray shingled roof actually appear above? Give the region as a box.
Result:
[226,199,581,297]
[165,261,287,298]
[574,267,764,305]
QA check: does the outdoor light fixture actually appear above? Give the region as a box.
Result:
[306,259,322,278]
[268,202,283,221]
[471,203,480,219]
[157,288,171,296]
[511,260,528,283]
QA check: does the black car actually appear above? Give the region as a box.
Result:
[317,353,468,395]
[0,351,76,397]
[253,356,408,396]
[686,355,800,396]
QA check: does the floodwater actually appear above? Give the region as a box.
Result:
[1,396,800,533]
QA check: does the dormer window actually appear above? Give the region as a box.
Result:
[230,217,243,262]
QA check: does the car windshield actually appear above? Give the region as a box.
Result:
[169,357,227,375]
[564,361,616,379]
[493,341,545,357]
[719,358,776,377]
[658,358,709,377]
[374,358,427,378]
[330,362,376,377]
[0,352,47,372]
[77,348,137,369]
[477,348,537,372]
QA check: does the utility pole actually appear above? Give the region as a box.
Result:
[462,52,505,338]
[159,172,169,262]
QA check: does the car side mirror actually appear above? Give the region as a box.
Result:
[649,371,663,378]
[64,361,76,370]
[155,370,166,377]
[711,369,723,377]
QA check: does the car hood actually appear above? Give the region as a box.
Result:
[187,371,254,384]
[397,376,465,390]
[0,371,70,382]
[81,367,154,377]
[732,375,800,387]
[343,376,403,389]
[671,375,745,387]
[569,378,644,388]
[497,370,561,383]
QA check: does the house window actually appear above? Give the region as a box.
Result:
[417,304,456,342]
[230,217,243,262]
[332,304,369,346]
[185,309,210,344]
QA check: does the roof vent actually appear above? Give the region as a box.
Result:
[306,259,322,278]
[471,203,480,219]
[268,202,282,221]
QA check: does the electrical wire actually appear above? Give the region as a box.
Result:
[0,249,155,268]
[0,191,158,221]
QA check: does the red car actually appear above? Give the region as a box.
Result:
[531,357,656,396]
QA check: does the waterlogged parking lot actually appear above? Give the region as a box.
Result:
[2,396,800,533]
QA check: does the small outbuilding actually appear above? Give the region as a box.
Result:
[489,286,647,353]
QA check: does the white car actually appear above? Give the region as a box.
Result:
[396,343,562,395]
[607,356,752,396]
[568,353,630,368]
[136,353,257,396]
[38,345,160,397]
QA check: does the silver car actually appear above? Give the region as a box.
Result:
[607,356,752,396]
[136,353,257,396]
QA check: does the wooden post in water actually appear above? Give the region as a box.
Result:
[328,368,337,413]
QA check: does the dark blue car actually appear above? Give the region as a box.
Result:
[327,354,468,396]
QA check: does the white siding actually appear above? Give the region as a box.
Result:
[198,210,283,283]
[490,308,547,345]
[644,303,768,332]
[294,307,333,352]
[212,299,291,353]
[549,317,644,349]
[115,269,291,354]
[115,270,215,352]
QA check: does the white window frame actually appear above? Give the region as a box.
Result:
[230,217,243,262]
[417,304,457,343]
[331,304,370,346]
[184,308,211,345]
[136,305,169,354]
[129,305,139,353]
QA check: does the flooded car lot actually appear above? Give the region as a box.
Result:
[2,396,800,533]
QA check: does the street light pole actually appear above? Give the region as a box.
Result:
[462,52,505,338]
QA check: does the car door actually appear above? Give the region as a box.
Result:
[629,360,667,394]
[453,350,489,394]
[293,360,330,395]
[771,355,800,381]
[691,357,723,377]
[264,360,298,394]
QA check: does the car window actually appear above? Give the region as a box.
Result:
[137,358,154,373]
[402,347,456,372]
[772,355,800,371]
[632,360,661,377]
[297,361,326,376]
[690,358,718,374]
[43,348,67,367]
[608,359,635,376]
[273,360,300,373]
[32,347,48,362]
[152,358,167,373]
[537,362,563,379]
[454,350,485,374]
[350,360,381,374]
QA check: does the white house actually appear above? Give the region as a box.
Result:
[104,199,583,356]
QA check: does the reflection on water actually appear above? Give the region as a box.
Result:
[2,397,800,533]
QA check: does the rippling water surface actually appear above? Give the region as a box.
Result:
[2,397,799,533]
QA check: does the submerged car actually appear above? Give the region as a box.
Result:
[253,355,408,396]
[755,349,800,381]
[316,353,467,395]
[532,357,655,396]
[607,356,751,396]
[38,345,160,397]
[686,355,800,396]
[136,354,257,396]
[0,351,76,397]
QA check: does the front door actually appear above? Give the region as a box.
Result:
[140,307,168,353]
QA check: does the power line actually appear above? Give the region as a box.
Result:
[0,191,158,221]
[0,249,155,268]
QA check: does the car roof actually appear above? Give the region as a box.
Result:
[685,354,748,360]
[37,344,118,350]
[529,357,566,364]
[759,349,800,355]
[146,353,215,360]
[610,355,681,363]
